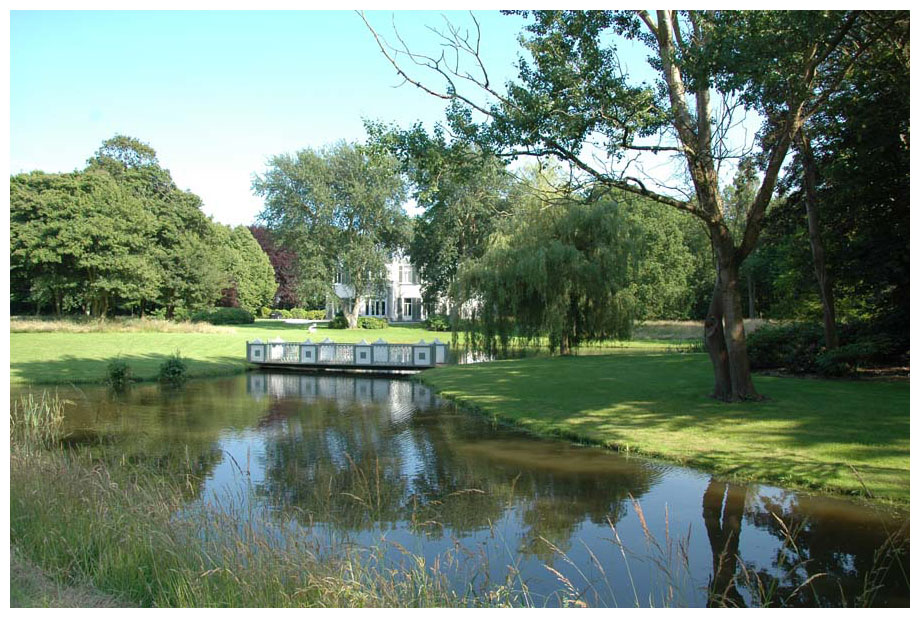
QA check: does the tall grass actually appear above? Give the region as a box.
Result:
[10,392,68,451]
[10,316,234,334]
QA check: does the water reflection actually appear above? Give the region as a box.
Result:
[17,371,908,607]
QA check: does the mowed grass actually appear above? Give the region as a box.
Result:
[8,320,455,385]
[8,317,697,385]
[421,354,909,503]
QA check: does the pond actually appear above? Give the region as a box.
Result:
[17,371,909,607]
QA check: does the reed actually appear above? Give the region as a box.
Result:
[10,392,68,451]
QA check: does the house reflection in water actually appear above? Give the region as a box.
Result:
[247,371,436,412]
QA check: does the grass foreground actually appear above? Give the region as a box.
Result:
[420,353,909,504]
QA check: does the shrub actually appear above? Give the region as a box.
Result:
[746,322,824,374]
[328,314,348,329]
[158,352,188,387]
[289,307,307,319]
[815,337,896,376]
[306,309,327,321]
[190,307,254,325]
[424,314,451,332]
[106,358,133,390]
[358,317,388,329]
[259,307,272,318]
[748,322,902,376]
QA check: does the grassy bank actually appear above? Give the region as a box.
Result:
[420,354,909,503]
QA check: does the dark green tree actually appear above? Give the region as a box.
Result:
[771,16,909,348]
[10,170,160,317]
[87,135,227,318]
[213,225,278,315]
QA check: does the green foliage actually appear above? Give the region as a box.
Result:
[424,314,451,332]
[747,322,900,376]
[327,314,388,329]
[274,308,327,321]
[106,358,133,390]
[10,170,161,317]
[213,225,277,315]
[367,121,513,308]
[463,191,636,354]
[190,307,254,325]
[764,25,909,335]
[618,193,712,321]
[10,135,277,321]
[815,338,897,377]
[277,308,327,320]
[260,307,273,318]
[357,317,388,329]
[157,353,188,387]
[254,141,409,327]
[328,314,349,329]
[746,323,825,374]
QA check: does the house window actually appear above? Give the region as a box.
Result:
[399,265,418,284]
[403,298,418,318]
[364,299,386,317]
[334,269,351,285]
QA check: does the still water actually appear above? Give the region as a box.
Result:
[26,371,909,607]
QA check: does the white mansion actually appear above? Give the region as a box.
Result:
[328,255,429,323]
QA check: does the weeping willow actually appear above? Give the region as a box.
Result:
[460,199,638,355]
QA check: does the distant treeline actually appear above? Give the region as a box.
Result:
[10,136,276,319]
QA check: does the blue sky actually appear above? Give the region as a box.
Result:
[10,10,536,225]
[10,10,694,227]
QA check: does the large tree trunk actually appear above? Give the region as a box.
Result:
[719,261,759,401]
[798,131,839,349]
[706,238,761,402]
[704,279,732,401]
[343,296,360,329]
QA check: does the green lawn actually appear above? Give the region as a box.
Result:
[9,320,456,385]
[8,319,684,386]
[421,354,909,503]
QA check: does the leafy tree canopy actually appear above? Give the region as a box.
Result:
[254,141,410,328]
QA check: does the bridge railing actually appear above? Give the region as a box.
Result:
[246,337,448,368]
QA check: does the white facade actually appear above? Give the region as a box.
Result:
[328,255,428,322]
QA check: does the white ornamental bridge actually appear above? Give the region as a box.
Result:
[247,337,449,370]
